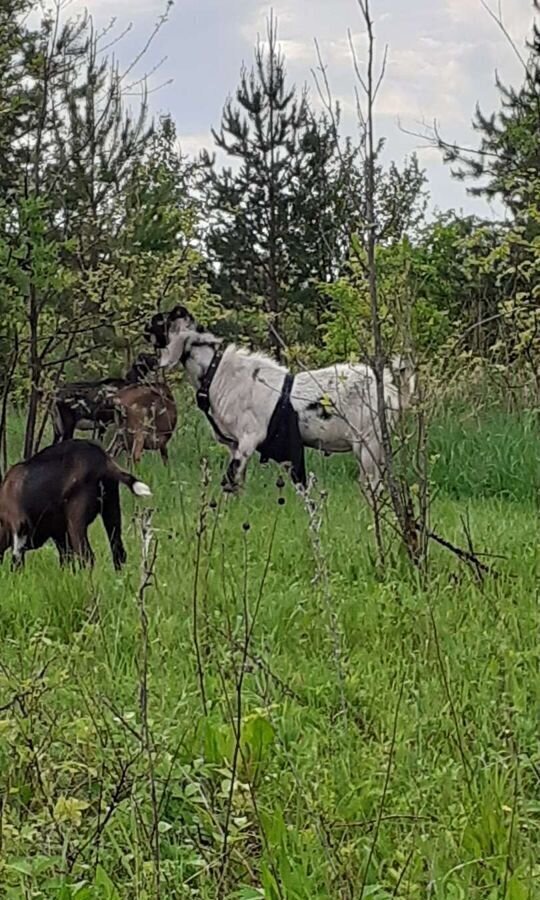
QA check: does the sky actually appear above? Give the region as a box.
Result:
[73,0,537,218]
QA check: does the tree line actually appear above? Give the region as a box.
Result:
[1,0,539,460]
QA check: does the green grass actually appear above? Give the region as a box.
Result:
[0,405,539,898]
[429,405,540,501]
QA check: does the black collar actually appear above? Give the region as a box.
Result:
[195,345,233,445]
[196,344,224,413]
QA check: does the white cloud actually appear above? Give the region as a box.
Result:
[177,131,213,158]
[278,39,314,63]
[239,1,295,44]
[321,31,367,66]
[255,37,314,64]
[68,0,165,15]
[446,0,534,34]
[236,0,533,132]
[416,145,445,161]
[378,43,476,124]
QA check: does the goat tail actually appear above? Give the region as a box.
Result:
[105,458,152,497]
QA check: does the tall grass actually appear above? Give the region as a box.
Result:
[0,405,538,898]
[429,406,539,501]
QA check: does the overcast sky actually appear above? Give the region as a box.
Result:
[77,0,536,217]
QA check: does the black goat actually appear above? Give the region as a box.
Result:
[0,439,151,569]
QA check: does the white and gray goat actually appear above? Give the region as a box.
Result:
[145,306,416,494]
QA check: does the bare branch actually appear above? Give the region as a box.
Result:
[480,0,528,70]
[347,27,368,95]
[373,43,389,102]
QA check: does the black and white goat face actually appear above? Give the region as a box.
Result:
[159,328,197,369]
[144,305,195,350]
[144,313,168,348]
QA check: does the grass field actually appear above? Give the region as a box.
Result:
[0,403,539,899]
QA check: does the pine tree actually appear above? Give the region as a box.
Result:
[443,1,540,213]
[124,115,199,254]
[46,17,152,268]
[0,0,38,194]
[203,16,429,351]
[203,15,343,353]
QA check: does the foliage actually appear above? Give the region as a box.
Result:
[2,3,540,896]
[319,232,458,363]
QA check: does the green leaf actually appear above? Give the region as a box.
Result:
[5,859,33,876]
[94,865,121,900]
[231,888,265,900]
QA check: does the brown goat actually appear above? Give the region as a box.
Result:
[110,383,177,464]
[51,353,159,443]
[0,440,151,569]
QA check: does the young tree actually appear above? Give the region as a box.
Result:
[203,15,346,353]
[0,0,36,437]
[124,115,199,254]
[0,2,187,457]
[118,115,216,330]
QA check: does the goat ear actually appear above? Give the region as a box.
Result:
[168,304,190,321]
[143,313,163,336]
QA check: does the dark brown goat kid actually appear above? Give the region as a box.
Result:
[110,383,177,464]
[51,353,159,443]
[0,440,151,569]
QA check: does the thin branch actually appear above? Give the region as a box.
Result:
[373,43,389,102]
[480,0,528,71]
[347,27,368,95]
[192,460,210,717]
[427,598,474,795]
[137,510,161,898]
[119,1,172,85]
[398,119,515,164]
[427,528,496,578]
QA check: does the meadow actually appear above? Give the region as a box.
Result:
[0,401,539,899]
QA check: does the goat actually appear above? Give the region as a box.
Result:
[51,353,159,443]
[0,439,151,569]
[109,382,178,464]
[145,306,416,495]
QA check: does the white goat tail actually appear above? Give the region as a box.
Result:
[133,481,152,497]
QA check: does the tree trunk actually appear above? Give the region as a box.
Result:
[0,340,19,476]
[267,278,282,360]
[23,286,40,459]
